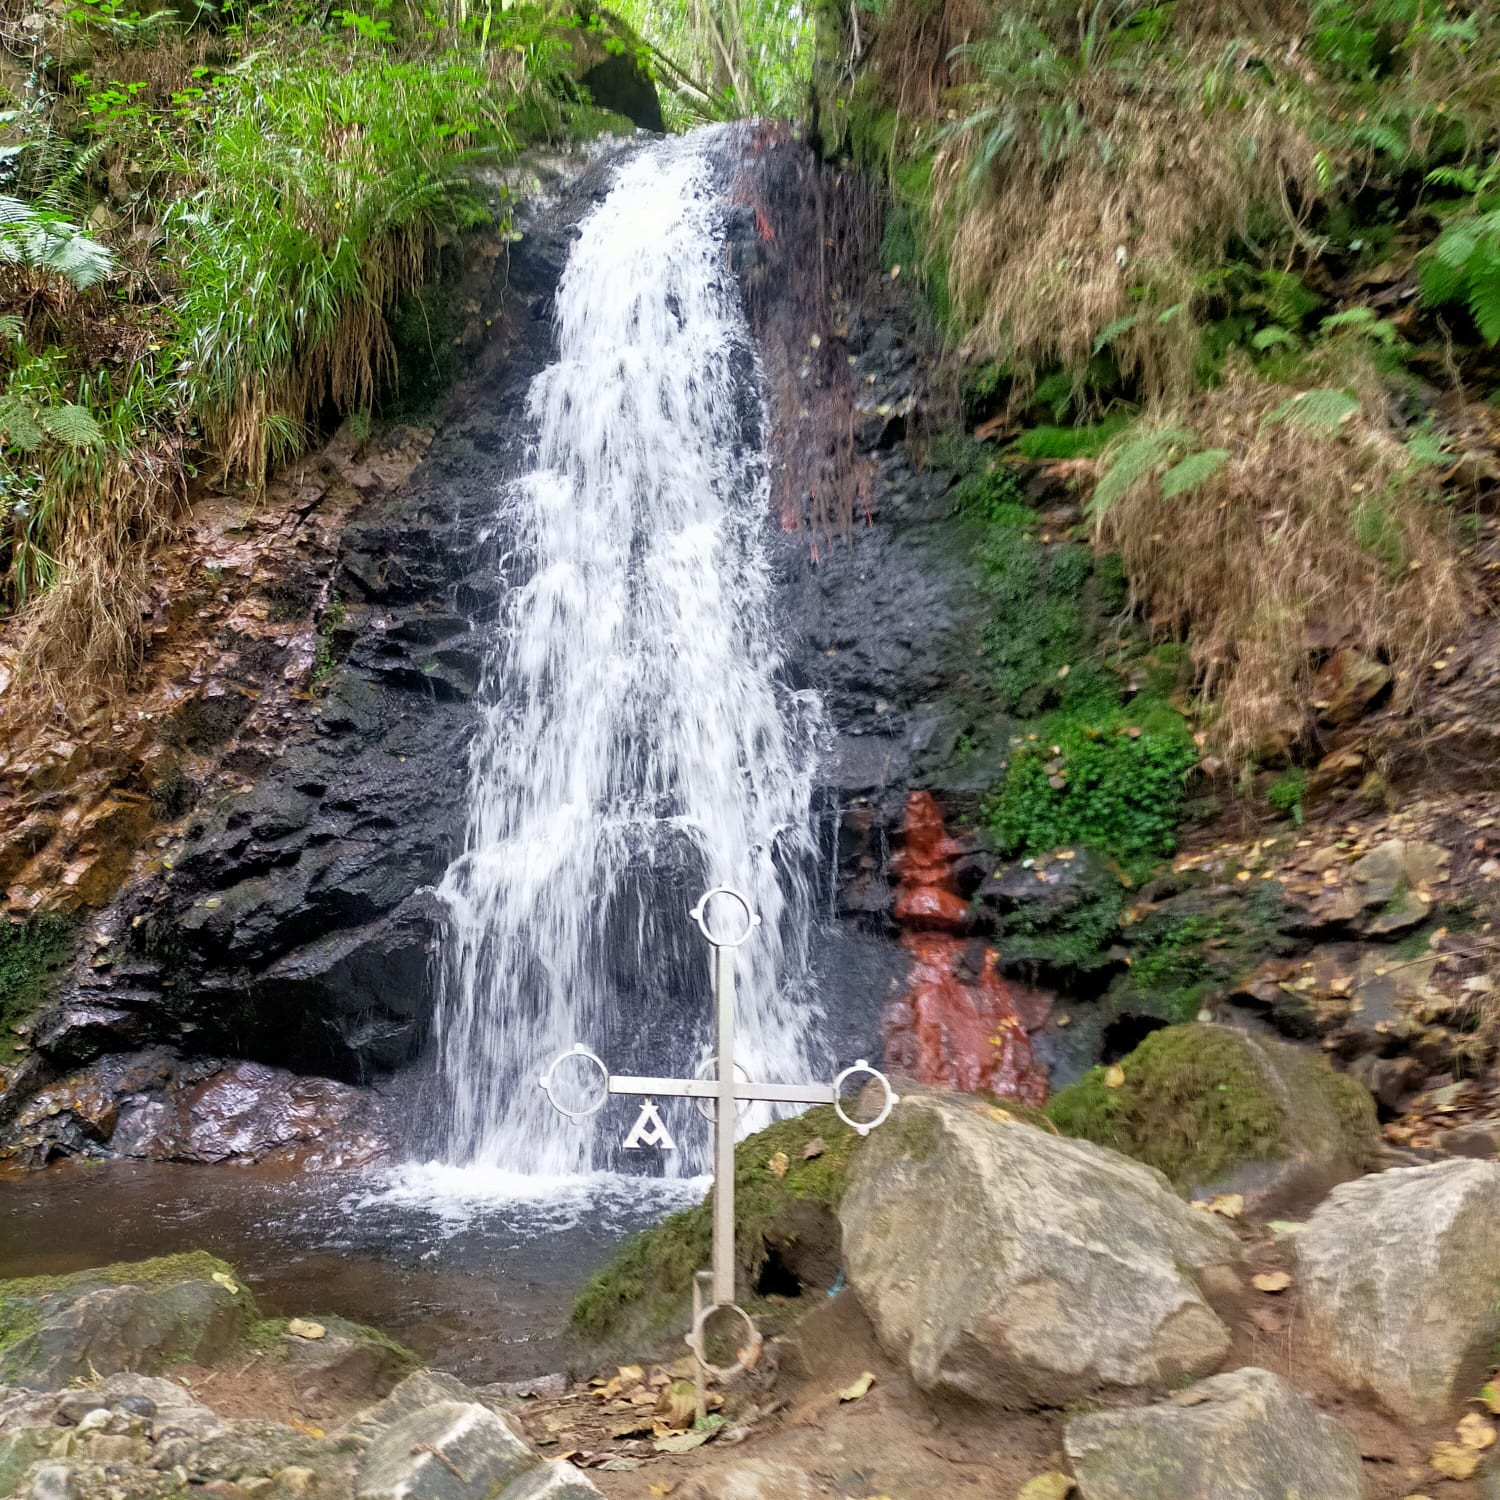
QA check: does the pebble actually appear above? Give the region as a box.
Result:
[28,1466,80,1500]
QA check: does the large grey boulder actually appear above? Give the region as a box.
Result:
[1292,1156,1500,1422]
[1064,1366,1365,1500]
[357,1399,535,1500]
[0,1254,250,1389]
[840,1093,1239,1406]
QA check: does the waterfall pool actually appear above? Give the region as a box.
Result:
[0,1160,705,1380]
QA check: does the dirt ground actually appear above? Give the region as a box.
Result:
[495,1244,1490,1500]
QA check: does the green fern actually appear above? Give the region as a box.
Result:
[1265,388,1362,433]
[1420,204,1500,344]
[1159,447,1231,497]
[1091,425,1197,517]
[0,196,115,291]
[39,404,104,449]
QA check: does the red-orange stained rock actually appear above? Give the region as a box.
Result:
[884,791,1050,1106]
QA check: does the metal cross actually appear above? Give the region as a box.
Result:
[538,884,897,1382]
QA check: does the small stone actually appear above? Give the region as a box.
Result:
[76,1409,112,1433]
[27,1467,80,1500]
[274,1469,319,1495]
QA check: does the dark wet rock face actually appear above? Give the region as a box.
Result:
[5,1050,382,1170]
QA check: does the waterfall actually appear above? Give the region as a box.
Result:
[430,129,826,1179]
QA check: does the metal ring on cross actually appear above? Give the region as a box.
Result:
[833,1059,899,1137]
[537,1044,611,1120]
[685,1299,763,1381]
[693,1055,751,1122]
[688,886,761,948]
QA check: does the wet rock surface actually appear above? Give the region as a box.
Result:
[3,1049,382,1169]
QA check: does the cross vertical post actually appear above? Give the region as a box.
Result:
[712,935,737,1307]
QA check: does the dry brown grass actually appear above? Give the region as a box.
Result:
[929,13,1326,405]
[1092,357,1466,762]
[12,438,184,703]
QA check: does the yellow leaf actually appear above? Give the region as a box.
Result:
[1017,1473,1076,1500]
[655,1380,698,1429]
[617,1364,645,1387]
[1457,1411,1496,1450]
[210,1272,240,1295]
[289,1419,324,1439]
[1104,1065,1125,1088]
[988,1107,1014,1124]
[768,1151,789,1178]
[838,1371,876,1402]
[1431,1440,1479,1480]
[1480,1381,1500,1414]
[648,1484,678,1497]
[1251,1271,1292,1293]
[286,1318,326,1340]
[1209,1193,1244,1219]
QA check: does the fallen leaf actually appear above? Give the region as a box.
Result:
[768,1151,789,1178]
[656,1380,699,1429]
[598,1457,644,1472]
[289,1419,324,1439]
[1017,1472,1076,1500]
[1431,1440,1479,1480]
[802,1137,826,1160]
[647,1485,678,1497]
[1209,1193,1244,1219]
[1252,1271,1292,1293]
[1104,1065,1126,1089]
[988,1106,1014,1124]
[653,1416,726,1454]
[839,1372,876,1402]
[210,1272,240,1295]
[617,1364,645,1386]
[286,1319,326,1341]
[1457,1412,1496,1450]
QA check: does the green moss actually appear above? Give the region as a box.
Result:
[569,1106,861,1351]
[1001,871,1125,978]
[0,915,74,1063]
[1046,1026,1288,1188]
[0,1252,245,1356]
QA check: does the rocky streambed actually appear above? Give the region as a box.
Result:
[7,1081,1500,1500]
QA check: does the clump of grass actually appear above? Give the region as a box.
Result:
[1090,356,1464,764]
[166,53,512,483]
[928,3,1326,408]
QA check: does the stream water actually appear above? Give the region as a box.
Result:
[428,126,827,1178]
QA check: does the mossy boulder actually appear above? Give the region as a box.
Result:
[1046,1023,1379,1210]
[0,1251,255,1389]
[569,1105,862,1357]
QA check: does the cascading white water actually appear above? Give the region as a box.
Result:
[431,128,826,1179]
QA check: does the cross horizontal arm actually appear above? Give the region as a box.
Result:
[607,1075,837,1105]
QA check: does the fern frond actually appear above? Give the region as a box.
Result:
[1160,448,1231,498]
[1091,424,1195,517]
[1469,264,1500,345]
[1266,389,1361,433]
[39,404,104,449]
